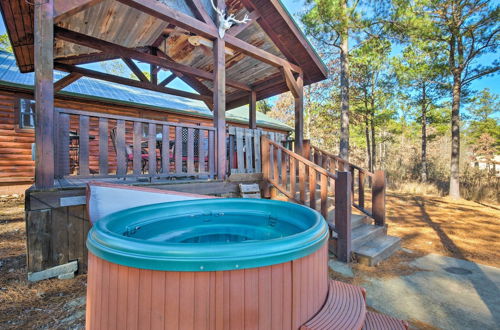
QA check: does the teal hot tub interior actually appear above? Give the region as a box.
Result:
[87,198,329,271]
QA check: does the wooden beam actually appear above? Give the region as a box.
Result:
[54,72,82,92]
[55,52,119,65]
[54,27,251,91]
[159,73,176,87]
[54,0,104,22]
[281,66,299,98]
[117,0,302,73]
[186,0,215,26]
[227,10,260,36]
[122,58,149,82]
[213,38,226,179]
[55,63,211,102]
[34,0,55,188]
[294,73,304,155]
[249,90,257,129]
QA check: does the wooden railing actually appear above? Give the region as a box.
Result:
[261,136,337,220]
[54,108,216,180]
[227,127,288,174]
[309,143,386,227]
[261,136,355,261]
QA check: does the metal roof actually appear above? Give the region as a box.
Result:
[0,50,292,131]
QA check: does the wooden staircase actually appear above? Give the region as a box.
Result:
[261,137,401,265]
[301,280,408,330]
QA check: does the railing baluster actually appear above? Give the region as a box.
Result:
[320,174,328,219]
[116,119,126,177]
[79,115,90,176]
[299,162,306,203]
[99,118,108,175]
[261,136,270,197]
[359,171,365,209]
[197,129,204,173]
[59,113,70,177]
[253,130,261,173]
[245,129,253,173]
[281,150,287,190]
[175,126,182,174]
[208,130,215,178]
[187,127,195,174]
[309,168,317,210]
[273,146,279,184]
[236,127,244,173]
[290,156,296,197]
[162,125,170,175]
[133,122,142,175]
[148,123,156,175]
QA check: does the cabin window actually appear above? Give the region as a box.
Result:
[18,99,36,129]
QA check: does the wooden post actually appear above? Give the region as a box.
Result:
[372,170,386,226]
[249,90,257,129]
[302,139,311,161]
[294,73,304,156]
[213,37,226,180]
[34,0,55,189]
[335,171,352,262]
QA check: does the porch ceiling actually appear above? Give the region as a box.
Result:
[0,0,327,108]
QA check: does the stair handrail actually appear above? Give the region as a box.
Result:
[261,136,337,218]
[308,143,386,227]
[261,136,353,261]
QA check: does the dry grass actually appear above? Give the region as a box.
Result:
[386,191,500,268]
[0,196,86,329]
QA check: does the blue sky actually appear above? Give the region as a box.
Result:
[0,0,498,97]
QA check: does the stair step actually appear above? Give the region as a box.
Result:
[362,311,408,330]
[352,224,386,250]
[301,280,366,330]
[329,213,368,230]
[354,235,401,266]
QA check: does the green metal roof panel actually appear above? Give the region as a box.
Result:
[0,50,292,131]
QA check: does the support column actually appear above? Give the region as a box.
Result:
[249,90,257,129]
[34,0,54,189]
[213,38,226,179]
[294,73,304,156]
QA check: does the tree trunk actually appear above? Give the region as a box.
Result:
[370,100,376,172]
[365,115,371,170]
[449,72,461,198]
[339,0,350,161]
[421,84,428,182]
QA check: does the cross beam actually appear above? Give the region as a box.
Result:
[54,27,251,91]
[55,63,211,102]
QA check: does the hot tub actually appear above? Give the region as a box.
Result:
[86,198,329,330]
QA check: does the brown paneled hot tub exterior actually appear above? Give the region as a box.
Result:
[86,243,328,330]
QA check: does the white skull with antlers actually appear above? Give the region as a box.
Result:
[210,0,251,38]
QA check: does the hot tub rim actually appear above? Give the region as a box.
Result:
[87,198,329,271]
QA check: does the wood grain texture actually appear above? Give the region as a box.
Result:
[86,242,328,330]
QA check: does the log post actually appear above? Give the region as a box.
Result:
[213,37,226,180]
[294,73,304,156]
[335,171,352,262]
[249,90,257,129]
[34,0,55,189]
[372,170,386,226]
[302,139,311,161]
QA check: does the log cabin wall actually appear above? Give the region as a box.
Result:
[0,90,289,186]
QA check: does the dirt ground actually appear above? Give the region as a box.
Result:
[0,192,499,329]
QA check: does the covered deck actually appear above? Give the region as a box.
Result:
[0,0,327,189]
